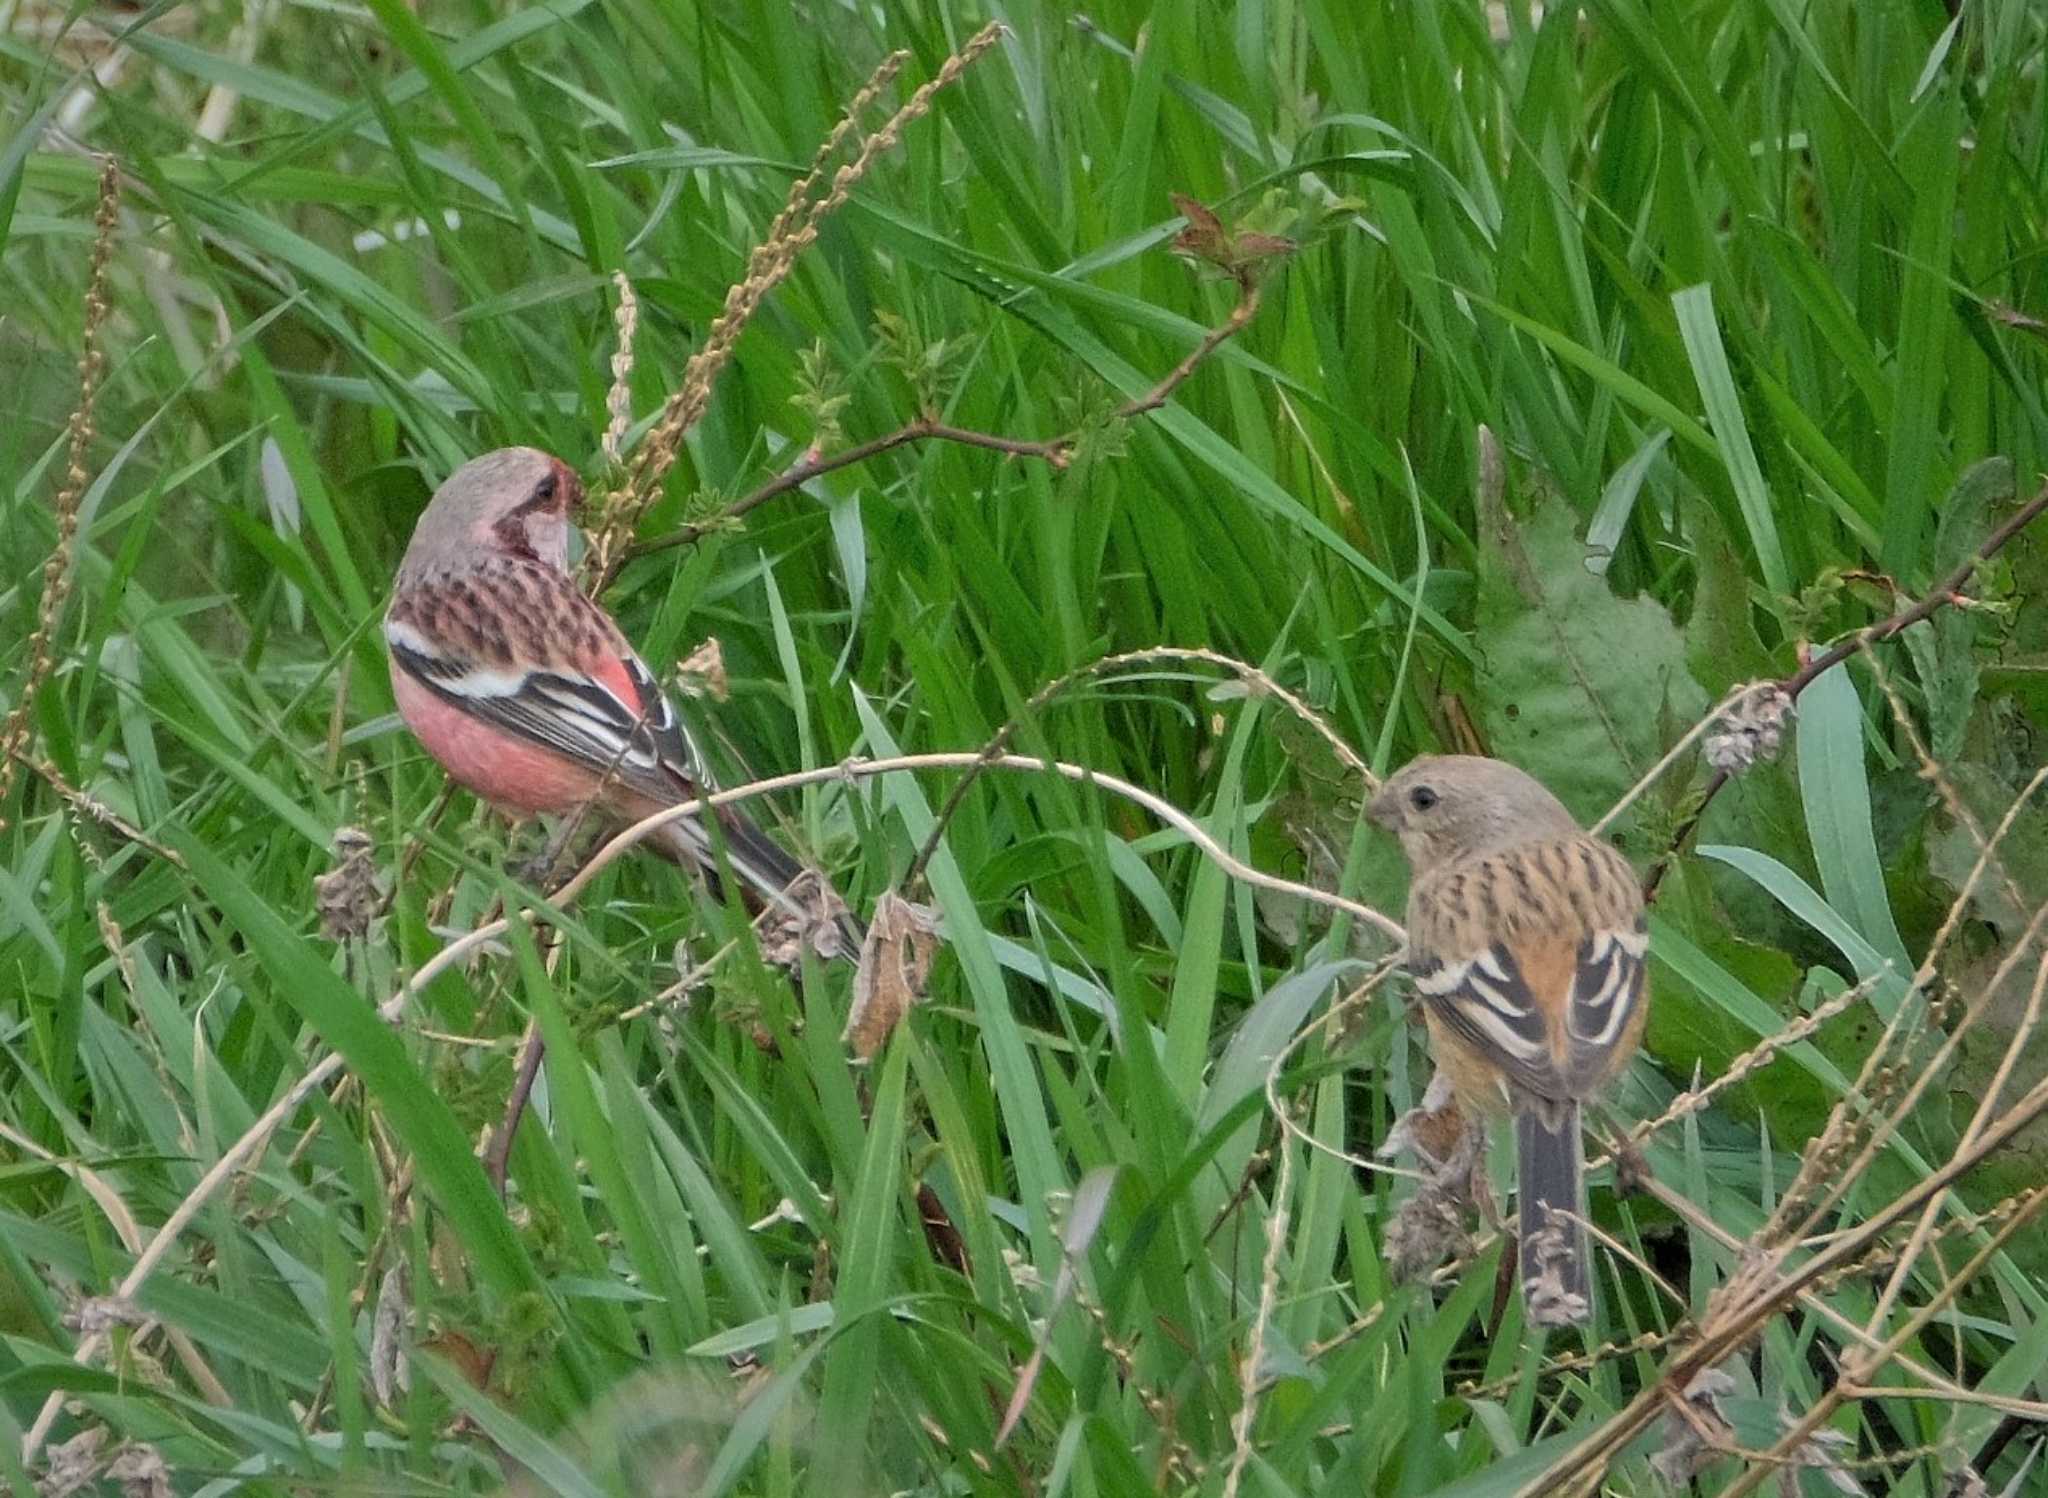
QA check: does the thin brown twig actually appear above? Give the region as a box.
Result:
[623,275,1264,565]
[626,419,1076,561]
[589,26,1003,581]
[1512,1066,2048,1496]
[1642,476,2048,895]
[485,1017,547,1194]
[1708,1180,2048,1498]
[480,926,573,1192]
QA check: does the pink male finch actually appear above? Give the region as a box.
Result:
[385,446,863,960]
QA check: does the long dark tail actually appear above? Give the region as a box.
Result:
[1516,1101,1591,1329]
[657,806,865,963]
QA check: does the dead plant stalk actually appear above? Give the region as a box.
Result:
[0,154,119,831]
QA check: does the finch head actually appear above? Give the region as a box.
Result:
[1367,754,1580,867]
[398,447,585,583]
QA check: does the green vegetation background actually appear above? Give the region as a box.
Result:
[4,1,2047,1493]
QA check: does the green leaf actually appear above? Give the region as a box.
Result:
[416,1354,606,1498]
[1795,665,1910,972]
[1683,496,1777,695]
[1912,458,2015,760]
[1882,86,1962,574]
[1696,844,1911,1015]
[814,1036,909,1489]
[166,831,543,1304]
[1473,495,1709,829]
[1673,283,1793,600]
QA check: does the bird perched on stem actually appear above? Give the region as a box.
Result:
[1368,754,1648,1329]
[384,446,862,961]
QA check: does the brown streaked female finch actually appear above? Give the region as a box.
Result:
[384,446,863,961]
[1368,754,1648,1329]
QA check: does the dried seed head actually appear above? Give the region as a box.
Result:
[842,890,942,1059]
[1704,683,1796,774]
[756,868,866,970]
[1383,1183,1471,1285]
[39,1425,110,1498]
[62,1294,146,1338]
[602,271,640,471]
[1378,1070,1465,1168]
[369,1264,411,1407]
[0,155,121,832]
[674,637,729,702]
[1775,1406,1862,1495]
[105,1441,173,1498]
[313,825,382,942]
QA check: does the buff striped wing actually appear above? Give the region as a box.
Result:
[1406,836,1647,1103]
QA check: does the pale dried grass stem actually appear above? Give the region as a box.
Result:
[1222,1133,1293,1498]
[910,643,1378,891]
[17,740,1410,1468]
[600,270,640,472]
[0,153,119,832]
[587,25,1001,579]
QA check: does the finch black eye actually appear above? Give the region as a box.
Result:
[1408,785,1439,812]
[534,474,558,502]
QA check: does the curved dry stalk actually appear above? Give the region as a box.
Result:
[1260,958,1421,1181]
[1222,1134,1295,1498]
[908,643,1377,890]
[1633,477,2048,894]
[20,746,1402,1468]
[0,154,119,832]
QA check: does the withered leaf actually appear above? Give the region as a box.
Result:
[675,636,729,702]
[843,890,942,1060]
[313,826,381,942]
[1170,192,1229,264]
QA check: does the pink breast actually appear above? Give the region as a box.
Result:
[391,667,598,815]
